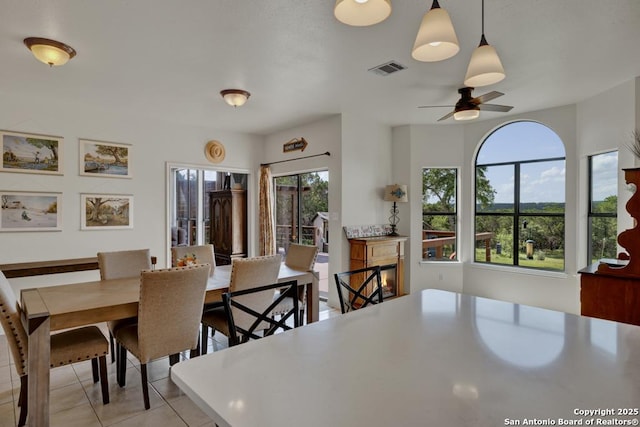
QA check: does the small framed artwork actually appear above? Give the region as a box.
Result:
[81,193,133,230]
[1,130,63,175]
[79,139,131,178]
[0,191,62,232]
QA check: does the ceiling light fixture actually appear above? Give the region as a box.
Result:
[464,0,505,87]
[334,0,392,27]
[24,37,76,67]
[453,108,480,121]
[412,0,459,62]
[220,89,251,107]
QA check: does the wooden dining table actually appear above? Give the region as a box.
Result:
[19,263,318,427]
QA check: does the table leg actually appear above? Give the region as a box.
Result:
[306,272,319,323]
[27,313,51,427]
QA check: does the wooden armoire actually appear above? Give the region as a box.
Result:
[209,189,247,265]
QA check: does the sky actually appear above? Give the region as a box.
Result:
[477,121,617,204]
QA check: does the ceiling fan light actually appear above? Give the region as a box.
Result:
[24,37,76,67]
[220,89,251,107]
[334,0,392,27]
[464,41,505,87]
[454,109,480,121]
[411,1,459,62]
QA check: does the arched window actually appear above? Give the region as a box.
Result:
[474,121,566,271]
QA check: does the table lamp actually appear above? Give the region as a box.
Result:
[384,184,408,236]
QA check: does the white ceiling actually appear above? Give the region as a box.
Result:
[2,0,640,135]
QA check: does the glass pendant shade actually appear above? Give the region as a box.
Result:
[24,38,76,66]
[453,109,480,121]
[334,0,392,27]
[411,1,459,62]
[464,36,505,87]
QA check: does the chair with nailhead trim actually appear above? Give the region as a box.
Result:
[0,271,110,426]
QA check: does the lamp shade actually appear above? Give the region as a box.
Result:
[453,108,480,121]
[384,184,408,203]
[24,37,76,66]
[464,36,505,87]
[220,89,250,107]
[334,0,392,27]
[411,0,459,62]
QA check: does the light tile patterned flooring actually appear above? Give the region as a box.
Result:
[0,303,339,427]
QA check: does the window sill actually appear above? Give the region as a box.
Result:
[469,262,569,279]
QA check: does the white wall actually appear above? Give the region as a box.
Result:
[0,94,263,274]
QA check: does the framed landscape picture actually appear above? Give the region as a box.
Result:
[0,191,62,231]
[81,193,133,230]
[79,139,131,178]
[1,130,63,175]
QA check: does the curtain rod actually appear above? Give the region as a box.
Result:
[261,151,330,167]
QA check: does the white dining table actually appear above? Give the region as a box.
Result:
[171,289,640,427]
[19,262,318,427]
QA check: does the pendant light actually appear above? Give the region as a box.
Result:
[412,0,459,62]
[464,0,505,87]
[334,0,392,27]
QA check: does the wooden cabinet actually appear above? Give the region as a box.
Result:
[580,263,640,326]
[349,236,407,299]
[209,190,247,266]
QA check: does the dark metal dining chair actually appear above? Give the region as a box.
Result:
[334,265,383,313]
[224,279,300,346]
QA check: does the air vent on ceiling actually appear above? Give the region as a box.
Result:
[368,60,407,76]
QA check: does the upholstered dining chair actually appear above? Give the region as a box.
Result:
[200,254,282,353]
[0,271,110,426]
[114,263,210,410]
[171,244,216,276]
[224,279,300,346]
[97,248,153,363]
[271,243,318,324]
[334,265,383,313]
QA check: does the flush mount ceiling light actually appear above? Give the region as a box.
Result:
[220,89,251,107]
[412,0,459,62]
[464,0,505,87]
[24,37,76,67]
[334,0,392,27]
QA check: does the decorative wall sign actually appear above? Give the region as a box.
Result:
[0,130,63,175]
[343,224,392,239]
[79,139,131,178]
[205,140,225,163]
[81,193,133,230]
[283,137,308,153]
[0,191,62,231]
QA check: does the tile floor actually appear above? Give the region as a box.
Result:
[0,303,340,427]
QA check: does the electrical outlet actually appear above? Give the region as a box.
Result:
[438,273,443,281]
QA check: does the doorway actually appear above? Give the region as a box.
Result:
[274,171,329,299]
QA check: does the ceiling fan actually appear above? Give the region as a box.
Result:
[419,87,513,121]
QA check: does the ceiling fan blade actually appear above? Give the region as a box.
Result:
[437,111,455,121]
[475,91,504,104]
[418,105,454,109]
[478,103,513,112]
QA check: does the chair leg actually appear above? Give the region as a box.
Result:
[91,358,99,383]
[18,375,28,427]
[140,363,150,410]
[118,344,127,387]
[169,353,180,366]
[201,324,208,355]
[109,331,115,363]
[190,340,200,359]
[98,355,110,404]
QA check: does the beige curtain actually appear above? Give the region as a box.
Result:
[259,165,277,256]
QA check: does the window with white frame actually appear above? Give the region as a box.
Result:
[422,168,457,261]
[587,151,618,264]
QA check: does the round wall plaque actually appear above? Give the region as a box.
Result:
[205,140,225,163]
